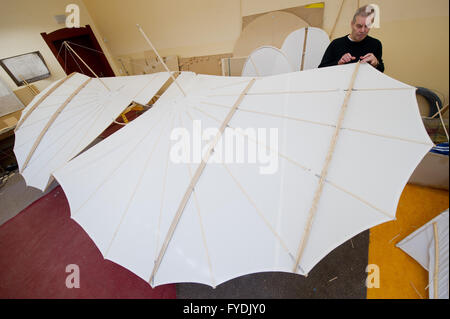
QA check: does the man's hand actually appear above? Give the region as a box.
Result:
[338,53,356,65]
[360,53,379,67]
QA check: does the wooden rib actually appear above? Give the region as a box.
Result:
[199,101,432,146]
[207,87,411,97]
[222,163,293,256]
[435,101,449,142]
[433,222,439,299]
[104,112,172,258]
[148,78,256,284]
[20,77,39,96]
[64,42,110,92]
[21,78,92,172]
[137,24,186,97]
[15,72,75,131]
[293,62,361,273]
[70,109,173,217]
[178,113,217,288]
[430,103,449,119]
[188,104,393,220]
[249,56,260,76]
[207,89,338,97]
[300,27,308,71]
[330,0,345,39]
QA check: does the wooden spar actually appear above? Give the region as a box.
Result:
[64,41,110,92]
[20,76,39,96]
[433,222,439,299]
[148,78,256,285]
[293,62,361,273]
[15,72,76,131]
[435,101,449,142]
[300,27,309,71]
[330,0,345,39]
[136,24,186,97]
[430,103,449,119]
[20,78,92,172]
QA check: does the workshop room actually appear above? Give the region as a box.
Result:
[0,0,448,301]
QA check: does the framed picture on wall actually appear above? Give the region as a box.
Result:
[0,51,50,86]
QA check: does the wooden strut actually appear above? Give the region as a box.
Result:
[20,78,92,172]
[300,27,309,71]
[433,222,439,299]
[137,24,186,97]
[20,76,39,96]
[330,0,345,39]
[293,62,361,273]
[148,78,256,284]
[15,72,76,131]
[64,41,110,92]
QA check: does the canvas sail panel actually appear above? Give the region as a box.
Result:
[241,46,294,77]
[54,64,434,287]
[14,72,171,190]
[397,210,449,299]
[280,27,330,71]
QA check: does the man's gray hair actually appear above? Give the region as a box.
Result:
[352,5,376,23]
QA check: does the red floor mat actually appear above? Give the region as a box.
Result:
[0,186,176,299]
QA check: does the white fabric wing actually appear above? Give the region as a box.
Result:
[14,72,170,190]
[53,64,433,287]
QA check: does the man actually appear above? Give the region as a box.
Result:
[319,5,384,72]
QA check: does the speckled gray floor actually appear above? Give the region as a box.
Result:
[176,230,369,299]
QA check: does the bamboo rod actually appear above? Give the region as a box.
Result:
[435,101,449,142]
[15,73,75,131]
[20,76,39,96]
[430,103,449,119]
[330,0,345,39]
[148,78,256,285]
[64,41,110,92]
[300,27,309,71]
[137,24,186,97]
[433,222,439,299]
[293,62,360,273]
[21,78,91,172]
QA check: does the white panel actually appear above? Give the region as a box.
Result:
[343,89,432,144]
[303,27,330,70]
[52,65,433,288]
[281,28,305,71]
[327,129,432,216]
[299,182,392,274]
[241,46,294,77]
[280,27,330,71]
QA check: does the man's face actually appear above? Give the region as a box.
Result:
[350,15,371,42]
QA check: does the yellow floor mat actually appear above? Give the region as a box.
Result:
[367,184,449,299]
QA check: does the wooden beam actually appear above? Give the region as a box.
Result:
[20,78,92,172]
[300,27,309,71]
[293,62,360,273]
[15,72,75,131]
[148,78,256,285]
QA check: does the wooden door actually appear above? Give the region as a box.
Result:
[41,25,115,77]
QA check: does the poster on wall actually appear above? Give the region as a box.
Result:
[0,51,50,86]
[0,76,24,118]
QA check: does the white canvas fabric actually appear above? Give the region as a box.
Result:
[52,63,433,287]
[14,72,171,190]
[281,27,330,71]
[241,46,294,77]
[397,210,449,299]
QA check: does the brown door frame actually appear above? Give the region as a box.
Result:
[41,25,115,77]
